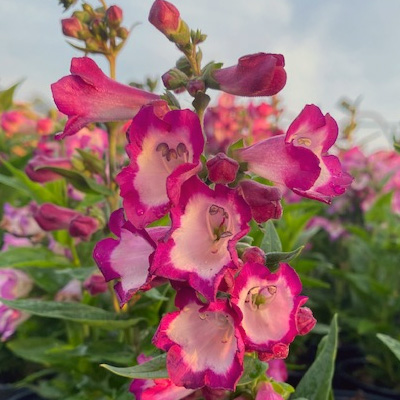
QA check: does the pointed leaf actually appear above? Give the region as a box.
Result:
[101,353,168,379]
[293,314,338,400]
[377,333,400,362]
[0,81,22,111]
[237,355,267,386]
[260,220,282,253]
[0,299,142,329]
[265,246,303,269]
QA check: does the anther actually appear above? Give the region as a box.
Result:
[156,142,169,156]
[177,142,188,157]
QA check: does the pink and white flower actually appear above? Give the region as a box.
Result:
[117,106,204,228]
[153,288,244,390]
[0,269,33,341]
[93,209,168,306]
[51,57,167,138]
[151,176,251,301]
[237,105,353,204]
[231,262,305,355]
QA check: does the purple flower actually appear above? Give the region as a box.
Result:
[93,209,168,306]
[117,106,204,229]
[151,176,251,301]
[153,288,244,390]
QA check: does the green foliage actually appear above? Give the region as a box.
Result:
[237,356,267,386]
[377,334,400,362]
[293,315,338,400]
[0,82,21,111]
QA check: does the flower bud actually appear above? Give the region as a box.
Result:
[61,17,83,39]
[242,246,266,264]
[239,180,283,223]
[34,203,79,231]
[105,5,123,28]
[55,279,82,302]
[148,0,190,46]
[36,118,54,135]
[83,273,108,296]
[296,306,316,335]
[116,26,129,39]
[161,68,188,90]
[206,153,239,184]
[69,215,99,241]
[25,155,72,183]
[186,79,205,96]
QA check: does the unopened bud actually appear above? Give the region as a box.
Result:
[34,204,78,231]
[296,307,316,335]
[25,155,72,183]
[69,215,99,241]
[206,153,239,184]
[116,27,129,39]
[162,68,188,90]
[186,79,205,96]
[62,17,83,39]
[83,274,108,296]
[106,5,123,28]
[242,246,266,264]
[239,180,283,223]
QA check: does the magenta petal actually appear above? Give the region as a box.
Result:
[117,106,204,228]
[153,289,244,390]
[51,57,163,138]
[151,176,251,301]
[231,262,303,353]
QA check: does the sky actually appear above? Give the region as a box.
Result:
[1,0,399,150]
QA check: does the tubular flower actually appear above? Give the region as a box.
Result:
[51,57,167,139]
[153,288,244,390]
[151,176,251,301]
[285,104,353,203]
[117,106,204,229]
[231,262,305,355]
[25,155,73,183]
[93,209,168,306]
[237,105,353,203]
[210,53,286,97]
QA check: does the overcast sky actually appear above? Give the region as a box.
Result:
[1,0,399,150]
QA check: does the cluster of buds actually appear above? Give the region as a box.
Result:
[61,3,128,56]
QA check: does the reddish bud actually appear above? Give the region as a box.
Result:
[61,17,83,39]
[296,306,317,335]
[186,79,205,96]
[258,343,289,362]
[242,246,266,264]
[106,5,123,28]
[69,215,98,241]
[83,273,108,296]
[25,155,72,183]
[34,204,79,231]
[206,153,239,184]
[239,180,283,223]
[161,68,188,90]
[36,118,54,135]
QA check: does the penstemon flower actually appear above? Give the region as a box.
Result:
[153,288,244,390]
[151,176,251,301]
[51,57,168,138]
[117,106,204,228]
[231,262,309,355]
[93,209,168,306]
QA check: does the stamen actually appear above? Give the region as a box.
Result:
[297,137,312,146]
[156,142,169,156]
[209,205,219,215]
[177,142,188,156]
[199,313,207,320]
[220,231,233,239]
[169,149,178,160]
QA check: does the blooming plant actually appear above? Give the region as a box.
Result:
[0,0,359,399]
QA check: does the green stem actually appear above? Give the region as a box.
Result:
[69,239,81,267]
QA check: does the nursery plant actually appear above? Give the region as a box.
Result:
[0,0,363,399]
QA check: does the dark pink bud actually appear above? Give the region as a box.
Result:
[34,204,79,231]
[258,343,289,362]
[206,153,239,184]
[105,5,123,28]
[61,17,83,38]
[239,180,283,223]
[69,215,98,241]
[149,0,180,36]
[296,306,316,335]
[83,273,108,296]
[36,118,54,135]
[242,246,266,264]
[186,79,205,96]
[211,53,286,97]
[25,155,72,183]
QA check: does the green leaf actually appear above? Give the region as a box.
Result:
[395,142,400,154]
[36,166,112,196]
[237,355,267,386]
[265,246,303,269]
[0,158,60,204]
[227,138,244,158]
[0,174,31,196]
[22,267,71,293]
[0,247,71,268]
[377,333,400,362]
[0,82,22,111]
[260,220,282,253]
[75,149,106,177]
[293,314,338,400]
[101,353,169,379]
[1,299,142,329]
